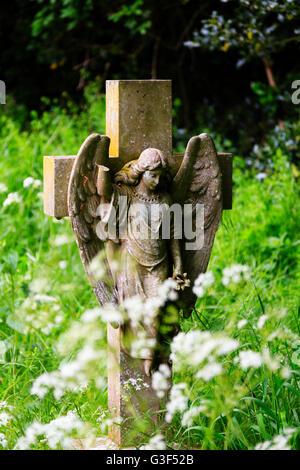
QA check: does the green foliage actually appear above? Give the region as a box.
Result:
[109,0,152,36]
[188,0,300,62]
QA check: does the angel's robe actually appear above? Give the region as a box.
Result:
[97,184,173,359]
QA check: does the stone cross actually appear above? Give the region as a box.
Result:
[43,80,232,447]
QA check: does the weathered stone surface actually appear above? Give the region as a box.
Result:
[107,324,163,447]
[43,155,75,218]
[106,80,172,164]
[43,153,232,218]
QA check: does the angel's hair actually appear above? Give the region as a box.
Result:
[114,148,170,186]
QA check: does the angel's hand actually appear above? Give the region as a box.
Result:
[172,272,191,291]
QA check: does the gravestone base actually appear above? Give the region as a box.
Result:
[107,324,166,448]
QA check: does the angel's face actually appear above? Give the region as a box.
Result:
[142,168,163,191]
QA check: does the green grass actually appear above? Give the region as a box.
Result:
[0,86,299,449]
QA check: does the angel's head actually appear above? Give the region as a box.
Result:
[114,148,170,190]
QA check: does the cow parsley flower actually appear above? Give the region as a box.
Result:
[152,364,171,398]
[23,177,41,188]
[237,319,248,329]
[53,234,74,246]
[181,406,206,427]
[222,264,250,286]
[141,434,166,450]
[257,314,269,329]
[15,411,84,450]
[0,411,11,426]
[238,350,263,369]
[193,271,214,298]
[0,433,8,447]
[3,192,21,207]
[255,428,295,451]
[0,183,8,193]
[196,361,223,381]
[165,383,188,423]
[130,330,156,359]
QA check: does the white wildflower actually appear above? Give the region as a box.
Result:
[262,348,280,371]
[141,434,166,450]
[157,278,178,303]
[0,401,12,411]
[222,264,250,286]
[193,271,214,297]
[152,364,171,398]
[170,330,238,369]
[123,295,144,327]
[257,314,269,329]
[59,260,67,269]
[0,183,8,193]
[88,254,106,281]
[15,411,84,450]
[255,428,295,451]
[100,303,124,325]
[81,308,101,323]
[0,433,8,447]
[196,362,223,381]
[53,234,73,246]
[237,319,248,329]
[29,278,50,293]
[280,367,291,379]
[255,172,266,182]
[34,294,57,303]
[130,330,156,359]
[123,377,149,391]
[165,383,188,423]
[239,350,263,369]
[0,411,11,426]
[182,406,206,427]
[23,177,41,188]
[3,192,21,207]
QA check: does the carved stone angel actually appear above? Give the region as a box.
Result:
[68,133,222,374]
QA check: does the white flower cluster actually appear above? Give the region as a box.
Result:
[181,405,206,427]
[0,402,13,448]
[123,278,178,329]
[237,350,263,369]
[130,330,156,359]
[193,271,214,298]
[0,433,7,448]
[53,234,74,246]
[98,416,122,434]
[255,428,295,451]
[23,177,41,188]
[257,314,269,329]
[165,383,188,423]
[3,192,21,207]
[237,319,248,329]
[237,347,283,373]
[141,434,166,450]
[123,377,149,391]
[171,330,239,370]
[0,410,11,426]
[82,305,124,326]
[31,345,105,400]
[15,292,62,335]
[0,183,8,193]
[15,411,84,450]
[88,252,107,282]
[222,264,250,286]
[152,364,171,398]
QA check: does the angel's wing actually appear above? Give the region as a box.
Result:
[172,133,222,311]
[68,133,117,306]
